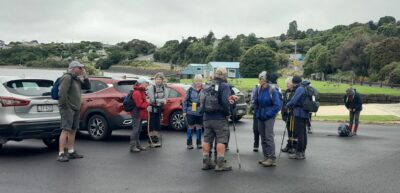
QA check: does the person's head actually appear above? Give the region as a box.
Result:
[285,77,294,90]
[214,67,227,79]
[137,78,149,89]
[68,61,85,76]
[154,72,165,86]
[258,71,268,87]
[193,74,203,87]
[346,88,355,96]
[292,75,302,86]
[267,72,279,84]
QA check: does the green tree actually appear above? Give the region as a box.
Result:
[208,35,242,62]
[240,45,278,78]
[184,41,213,64]
[364,37,400,72]
[377,23,400,37]
[202,31,216,46]
[378,62,400,81]
[378,16,396,27]
[304,44,331,76]
[287,20,298,39]
[243,33,259,50]
[389,65,400,84]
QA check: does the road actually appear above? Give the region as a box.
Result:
[0,120,399,193]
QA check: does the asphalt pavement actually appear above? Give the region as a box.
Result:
[1,120,399,193]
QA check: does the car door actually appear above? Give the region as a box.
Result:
[80,79,110,119]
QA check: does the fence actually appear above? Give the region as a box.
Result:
[324,78,400,89]
[319,93,400,104]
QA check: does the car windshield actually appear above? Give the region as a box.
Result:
[232,87,241,94]
[4,79,53,96]
[181,84,191,91]
[115,80,137,93]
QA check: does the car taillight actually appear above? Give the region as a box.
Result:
[0,97,30,107]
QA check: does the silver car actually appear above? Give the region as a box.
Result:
[0,76,61,150]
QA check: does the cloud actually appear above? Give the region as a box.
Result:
[0,0,399,46]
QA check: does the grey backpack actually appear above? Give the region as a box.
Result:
[203,83,224,113]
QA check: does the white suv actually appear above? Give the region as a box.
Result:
[0,76,61,150]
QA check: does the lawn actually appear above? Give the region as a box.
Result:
[180,78,400,96]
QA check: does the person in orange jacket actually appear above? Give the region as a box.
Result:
[129,78,150,153]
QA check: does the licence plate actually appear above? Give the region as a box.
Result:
[37,105,53,112]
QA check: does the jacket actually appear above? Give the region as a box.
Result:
[182,84,203,116]
[147,84,169,112]
[255,85,282,121]
[344,92,363,112]
[131,85,149,120]
[286,85,309,119]
[58,73,90,111]
[281,89,294,121]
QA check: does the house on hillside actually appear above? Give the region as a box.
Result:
[209,61,241,78]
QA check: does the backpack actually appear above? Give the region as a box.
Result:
[203,83,225,113]
[123,90,136,112]
[301,83,319,113]
[338,123,351,137]
[51,74,72,100]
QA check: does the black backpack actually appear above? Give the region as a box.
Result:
[203,83,224,113]
[301,84,319,113]
[123,90,136,112]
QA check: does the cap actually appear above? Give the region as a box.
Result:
[69,61,84,68]
[258,71,268,81]
[137,78,149,84]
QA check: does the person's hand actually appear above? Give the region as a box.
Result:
[352,109,356,112]
[229,99,235,104]
[183,113,187,117]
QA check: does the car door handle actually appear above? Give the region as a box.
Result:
[86,99,93,102]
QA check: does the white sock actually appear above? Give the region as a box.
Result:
[68,149,74,153]
[59,152,64,156]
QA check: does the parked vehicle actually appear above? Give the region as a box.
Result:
[79,77,139,140]
[230,87,247,121]
[0,76,60,150]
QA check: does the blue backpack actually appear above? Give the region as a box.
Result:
[51,74,72,100]
[123,90,136,112]
[338,123,351,137]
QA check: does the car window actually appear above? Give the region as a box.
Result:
[168,88,180,98]
[4,79,53,96]
[116,80,137,93]
[90,80,108,92]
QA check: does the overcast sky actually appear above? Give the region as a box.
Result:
[0,0,399,46]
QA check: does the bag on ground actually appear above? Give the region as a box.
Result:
[338,123,351,137]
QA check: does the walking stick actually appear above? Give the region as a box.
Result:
[147,110,154,147]
[278,120,287,161]
[229,107,242,169]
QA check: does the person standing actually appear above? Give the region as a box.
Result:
[344,88,363,135]
[281,77,296,154]
[129,79,150,152]
[57,61,90,162]
[254,71,282,167]
[183,74,204,149]
[201,67,232,172]
[147,73,169,148]
[250,84,260,152]
[286,76,308,160]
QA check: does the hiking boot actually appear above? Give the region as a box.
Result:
[258,157,268,164]
[57,153,69,162]
[67,151,84,159]
[187,144,194,149]
[253,147,259,152]
[352,132,357,136]
[296,152,306,160]
[150,142,162,148]
[261,158,277,167]
[288,152,298,159]
[288,148,296,154]
[130,142,141,153]
[281,146,290,153]
[202,156,216,170]
[215,157,232,172]
[136,141,146,151]
[196,140,202,149]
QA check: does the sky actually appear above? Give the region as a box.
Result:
[0,0,399,46]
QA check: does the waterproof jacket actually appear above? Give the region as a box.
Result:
[182,84,203,116]
[131,84,149,120]
[58,73,90,111]
[286,85,309,119]
[281,89,294,121]
[201,78,231,121]
[147,83,169,112]
[344,92,362,112]
[255,85,282,121]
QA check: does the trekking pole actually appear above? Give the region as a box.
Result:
[290,115,295,150]
[147,110,154,147]
[229,107,242,169]
[278,120,287,161]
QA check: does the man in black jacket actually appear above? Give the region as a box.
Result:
[344,88,363,135]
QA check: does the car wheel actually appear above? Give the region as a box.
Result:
[170,111,186,131]
[42,136,59,149]
[87,114,112,140]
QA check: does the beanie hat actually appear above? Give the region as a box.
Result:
[292,76,302,84]
[258,71,268,81]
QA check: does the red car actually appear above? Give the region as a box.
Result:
[79,77,138,140]
[160,83,190,131]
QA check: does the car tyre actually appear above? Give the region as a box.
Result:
[87,114,112,140]
[42,136,59,149]
[170,111,186,131]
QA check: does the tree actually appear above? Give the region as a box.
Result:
[153,40,179,63]
[378,16,396,27]
[304,44,331,76]
[240,45,278,78]
[243,33,259,50]
[389,65,400,84]
[207,35,242,62]
[276,53,289,68]
[378,62,400,81]
[377,23,400,37]
[287,20,298,39]
[202,31,216,46]
[184,42,212,64]
[364,37,400,72]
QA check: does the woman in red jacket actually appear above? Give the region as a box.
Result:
[129,79,150,153]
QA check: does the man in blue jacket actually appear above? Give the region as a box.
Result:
[254,71,282,167]
[286,76,308,160]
